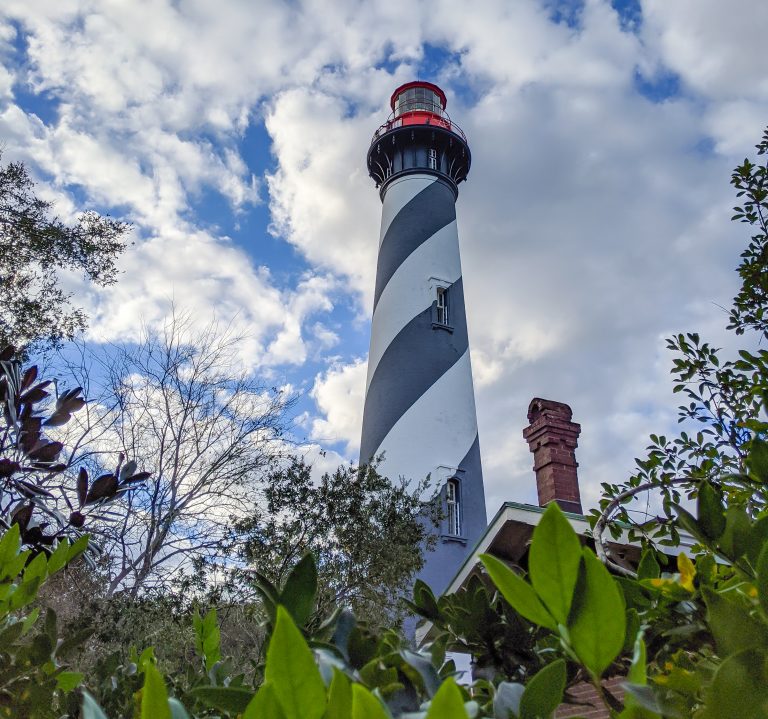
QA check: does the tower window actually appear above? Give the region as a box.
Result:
[446,478,461,536]
[428,148,438,170]
[436,286,448,326]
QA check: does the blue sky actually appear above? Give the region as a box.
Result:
[1,0,767,513]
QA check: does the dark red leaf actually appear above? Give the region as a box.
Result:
[20,382,52,405]
[11,503,33,529]
[77,468,88,507]
[44,410,72,427]
[0,346,15,361]
[20,366,38,392]
[14,479,54,498]
[85,474,119,504]
[20,427,41,455]
[28,441,64,462]
[122,471,151,485]
[0,459,20,478]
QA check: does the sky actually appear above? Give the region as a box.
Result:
[1,0,767,516]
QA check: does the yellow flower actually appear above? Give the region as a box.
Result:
[677,553,696,592]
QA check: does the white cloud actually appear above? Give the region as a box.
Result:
[309,358,366,455]
[1,0,766,523]
[641,0,768,101]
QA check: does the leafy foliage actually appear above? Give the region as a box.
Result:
[224,457,439,629]
[0,525,89,718]
[0,156,130,354]
[0,347,146,554]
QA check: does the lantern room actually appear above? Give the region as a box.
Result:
[367,81,471,198]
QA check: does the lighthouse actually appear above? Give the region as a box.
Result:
[360,81,487,595]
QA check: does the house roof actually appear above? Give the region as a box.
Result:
[415,499,697,646]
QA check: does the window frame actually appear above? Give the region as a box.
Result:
[446,478,462,537]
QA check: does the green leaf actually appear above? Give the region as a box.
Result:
[10,575,42,610]
[480,554,556,630]
[81,691,110,719]
[191,686,255,713]
[719,506,754,562]
[400,649,441,697]
[47,539,71,575]
[351,684,391,719]
[281,553,318,626]
[192,608,221,671]
[23,552,47,583]
[56,670,83,692]
[620,635,661,719]
[697,482,725,541]
[567,549,626,678]
[702,649,768,719]
[671,504,706,545]
[520,660,566,719]
[244,683,286,719]
[21,607,40,635]
[636,550,660,581]
[746,438,768,483]
[529,504,582,625]
[426,678,468,719]
[67,533,89,562]
[0,524,21,566]
[325,669,352,719]
[757,540,768,616]
[141,661,171,719]
[703,587,768,656]
[265,605,326,719]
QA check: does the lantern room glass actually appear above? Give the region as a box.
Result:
[394,87,443,116]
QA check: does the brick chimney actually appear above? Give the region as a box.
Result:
[522,398,583,515]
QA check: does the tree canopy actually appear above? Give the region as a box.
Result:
[0,157,130,353]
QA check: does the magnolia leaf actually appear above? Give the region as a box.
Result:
[281,553,317,627]
[265,605,326,719]
[243,683,286,719]
[141,662,171,719]
[326,669,353,719]
[529,504,582,625]
[426,678,468,719]
[520,660,566,719]
[568,549,626,678]
[480,554,556,630]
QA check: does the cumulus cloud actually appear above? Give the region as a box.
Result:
[309,359,367,455]
[1,0,767,521]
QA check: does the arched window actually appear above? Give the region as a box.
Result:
[446,478,461,536]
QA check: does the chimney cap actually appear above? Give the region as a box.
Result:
[527,397,573,424]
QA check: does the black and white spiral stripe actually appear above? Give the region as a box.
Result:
[360,174,482,494]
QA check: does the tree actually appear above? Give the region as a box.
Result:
[57,315,294,597]
[222,457,439,629]
[0,345,145,555]
[0,156,130,354]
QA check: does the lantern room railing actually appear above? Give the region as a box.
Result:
[371,100,467,145]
